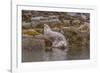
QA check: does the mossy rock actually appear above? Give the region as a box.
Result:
[34,28,43,34]
[62,26,89,53]
[23,29,40,36]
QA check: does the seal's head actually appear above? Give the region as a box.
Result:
[44,24,49,28]
[44,24,51,30]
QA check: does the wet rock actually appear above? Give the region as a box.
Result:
[81,14,87,20]
[34,34,45,39]
[63,20,70,26]
[67,12,77,16]
[31,16,61,28]
[78,22,90,32]
[72,19,81,27]
[22,35,45,50]
[22,11,32,22]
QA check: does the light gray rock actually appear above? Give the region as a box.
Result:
[22,22,32,29]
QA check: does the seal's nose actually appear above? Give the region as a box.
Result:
[44,24,46,26]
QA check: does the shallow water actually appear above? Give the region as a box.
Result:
[22,47,89,62]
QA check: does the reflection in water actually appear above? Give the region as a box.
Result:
[22,47,89,62]
[43,48,67,61]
